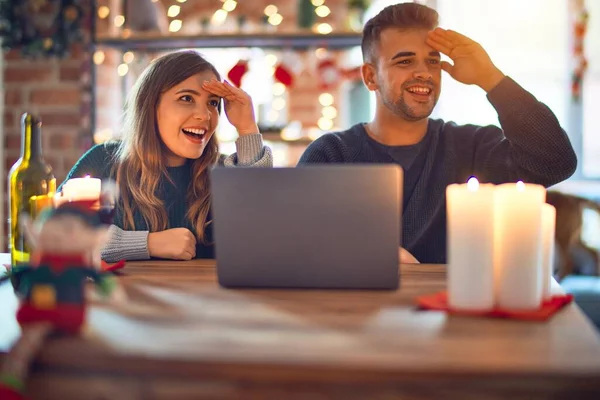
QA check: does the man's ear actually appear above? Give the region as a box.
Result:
[20,213,38,249]
[361,63,378,91]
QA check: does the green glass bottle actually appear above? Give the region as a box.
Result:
[8,113,56,266]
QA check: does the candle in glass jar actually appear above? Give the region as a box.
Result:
[494,181,546,310]
[61,175,102,201]
[541,203,556,301]
[446,177,496,311]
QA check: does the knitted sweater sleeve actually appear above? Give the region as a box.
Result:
[101,133,272,263]
[467,77,577,186]
[221,133,273,167]
[101,226,149,263]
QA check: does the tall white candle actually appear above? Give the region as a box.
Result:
[541,204,556,301]
[447,177,496,311]
[62,175,102,201]
[494,182,546,310]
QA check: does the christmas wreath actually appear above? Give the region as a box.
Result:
[0,0,85,58]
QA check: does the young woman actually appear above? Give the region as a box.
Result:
[59,50,272,262]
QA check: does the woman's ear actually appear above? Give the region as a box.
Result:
[361,63,378,91]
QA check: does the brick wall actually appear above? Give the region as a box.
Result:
[94,0,124,141]
[2,8,94,250]
[94,47,124,141]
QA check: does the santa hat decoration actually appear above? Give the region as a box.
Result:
[227,59,249,87]
[571,0,588,101]
[341,66,362,82]
[274,63,294,87]
[316,57,342,90]
[274,51,304,88]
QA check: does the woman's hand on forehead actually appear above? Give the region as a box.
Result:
[202,79,258,136]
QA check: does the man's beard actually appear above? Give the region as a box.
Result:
[381,85,438,121]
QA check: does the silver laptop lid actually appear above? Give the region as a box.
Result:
[210,165,402,289]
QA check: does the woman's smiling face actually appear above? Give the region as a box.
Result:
[156,71,221,166]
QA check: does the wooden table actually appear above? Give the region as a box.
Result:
[1,255,600,399]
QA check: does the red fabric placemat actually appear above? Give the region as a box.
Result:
[101,259,126,272]
[416,291,574,321]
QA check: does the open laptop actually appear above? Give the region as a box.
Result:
[210,165,402,290]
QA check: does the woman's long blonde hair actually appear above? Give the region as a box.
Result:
[114,51,221,243]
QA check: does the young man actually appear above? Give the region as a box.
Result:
[298,3,577,264]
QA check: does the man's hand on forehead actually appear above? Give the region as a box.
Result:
[425,27,505,92]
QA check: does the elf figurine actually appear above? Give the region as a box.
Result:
[0,194,119,399]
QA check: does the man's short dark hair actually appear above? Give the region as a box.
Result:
[361,3,439,63]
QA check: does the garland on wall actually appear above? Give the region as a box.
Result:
[227,55,361,90]
[0,0,85,58]
[571,0,589,102]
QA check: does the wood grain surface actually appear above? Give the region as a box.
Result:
[1,255,599,399]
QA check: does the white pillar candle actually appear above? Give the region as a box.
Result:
[447,177,496,311]
[62,175,102,201]
[494,182,546,310]
[541,203,556,301]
